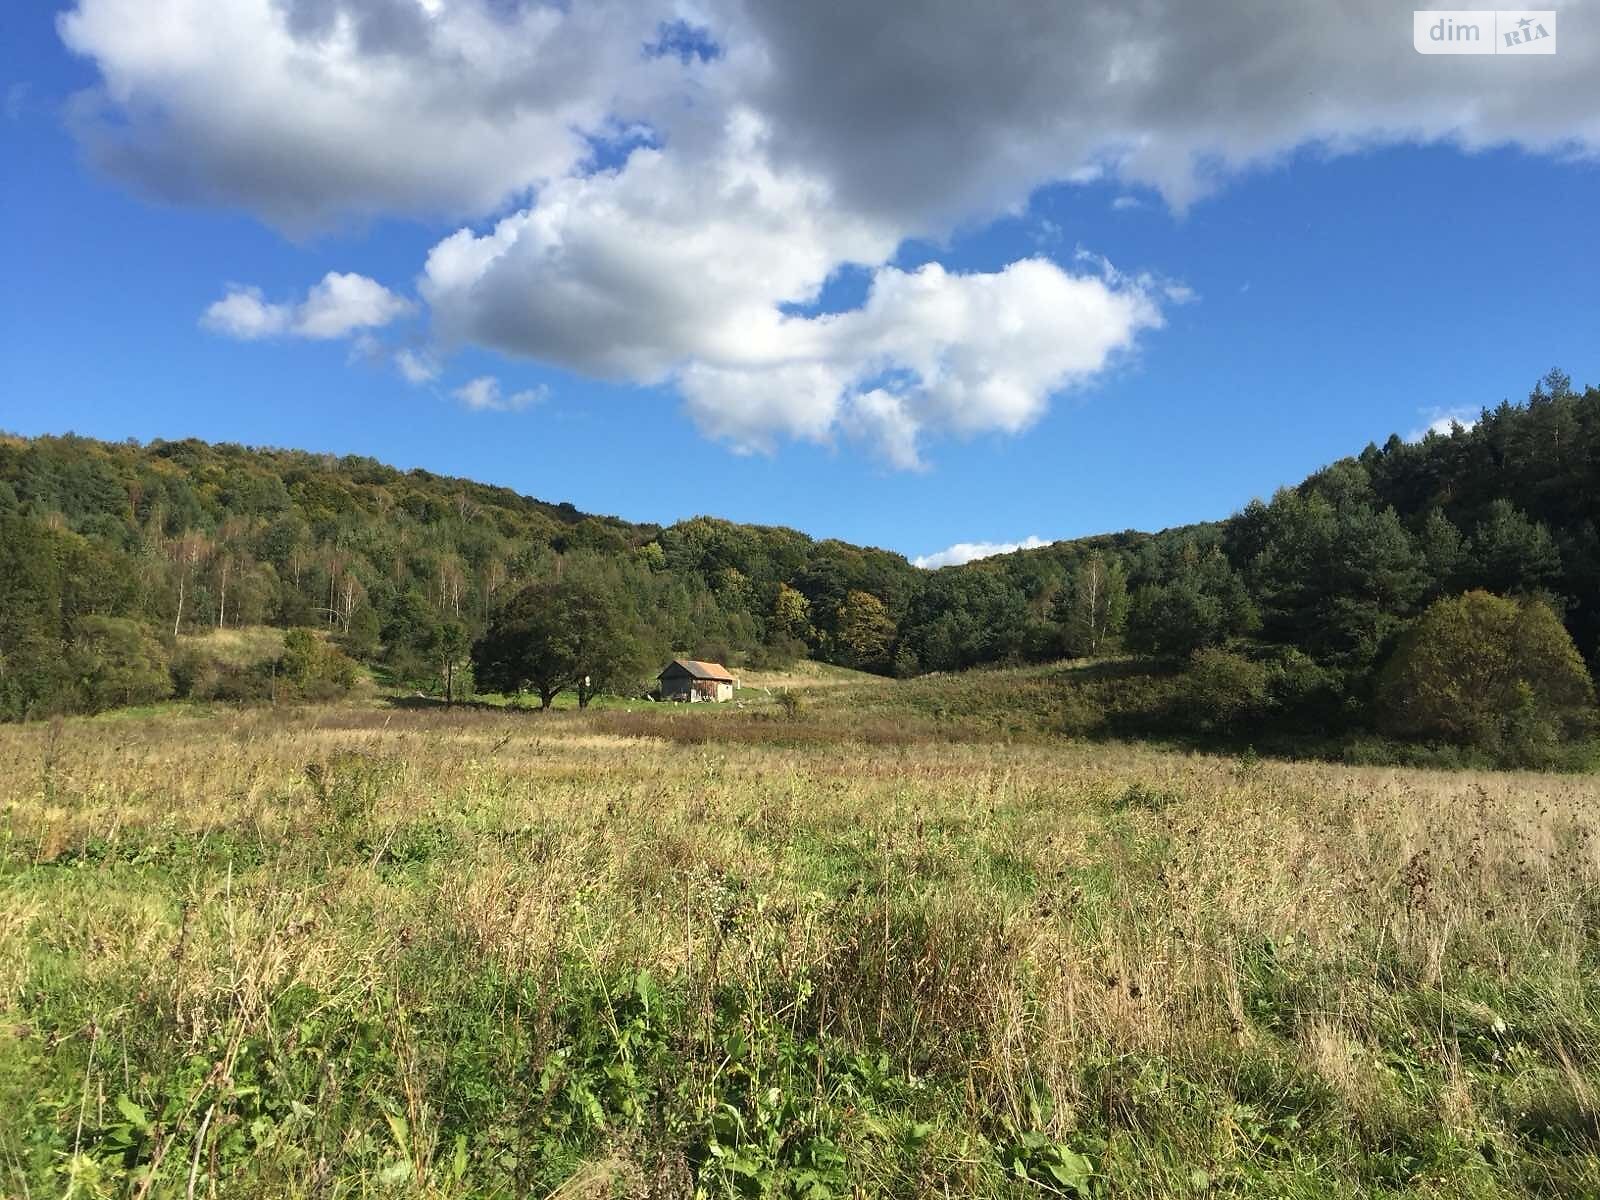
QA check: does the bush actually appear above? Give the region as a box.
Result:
[1338,736,1479,770]
[280,629,359,701]
[1178,647,1271,733]
[171,644,277,703]
[0,634,77,721]
[213,661,279,703]
[66,617,173,713]
[171,630,292,703]
[748,635,809,671]
[1263,648,1343,724]
[339,606,382,661]
[1378,591,1596,759]
[891,644,921,679]
[168,645,207,699]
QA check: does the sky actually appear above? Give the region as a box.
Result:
[2,2,1598,568]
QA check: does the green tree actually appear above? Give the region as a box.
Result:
[1378,591,1595,758]
[1179,647,1271,734]
[0,514,72,719]
[381,588,443,686]
[565,579,644,708]
[1245,474,1425,672]
[902,570,1029,671]
[473,576,639,709]
[340,604,382,661]
[835,590,895,672]
[1127,547,1256,661]
[474,582,574,709]
[1416,508,1466,598]
[281,629,359,701]
[1062,552,1129,657]
[1466,500,1561,596]
[435,620,471,705]
[771,582,813,643]
[67,617,173,712]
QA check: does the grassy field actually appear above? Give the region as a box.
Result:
[2,685,1598,1197]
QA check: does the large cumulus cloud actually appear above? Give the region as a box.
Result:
[59,0,1600,463]
[58,0,676,230]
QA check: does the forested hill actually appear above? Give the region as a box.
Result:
[0,433,932,697]
[3,368,1598,733]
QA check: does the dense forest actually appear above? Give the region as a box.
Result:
[3,369,1597,759]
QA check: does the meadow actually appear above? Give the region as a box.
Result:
[2,683,1598,1198]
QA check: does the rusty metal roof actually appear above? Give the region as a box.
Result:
[658,658,736,682]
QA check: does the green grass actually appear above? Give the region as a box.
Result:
[2,700,1598,1197]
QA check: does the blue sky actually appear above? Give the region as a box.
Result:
[3,2,1598,566]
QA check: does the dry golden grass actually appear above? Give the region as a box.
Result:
[733,660,877,692]
[175,625,288,667]
[2,702,1597,1197]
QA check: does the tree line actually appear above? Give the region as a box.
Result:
[2,370,1597,758]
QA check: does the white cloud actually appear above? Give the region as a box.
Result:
[67,0,1600,462]
[346,332,387,366]
[422,111,899,382]
[1111,195,1142,211]
[295,272,414,338]
[721,0,1600,222]
[395,348,441,385]
[200,285,292,339]
[202,271,412,340]
[60,0,1600,234]
[422,106,1163,465]
[914,535,1051,570]
[1409,407,1479,442]
[451,376,545,413]
[57,0,680,232]
[677,257,1162,466]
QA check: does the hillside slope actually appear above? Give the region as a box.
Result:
[3,370,1597,755]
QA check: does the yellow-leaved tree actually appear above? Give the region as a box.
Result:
[1378,590,1595,762]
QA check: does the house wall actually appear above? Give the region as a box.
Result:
[659,675,734,702]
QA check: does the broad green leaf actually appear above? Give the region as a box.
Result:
[377,1160,412,1186]
[1047,1156,1091,1189]
[383,1111,409,1152]
[114,1095,150,1132]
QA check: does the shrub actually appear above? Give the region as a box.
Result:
[171,643,276,702]
[280,629,360,701]
[212,661,279,703]
[1378,591,1596,758]
[1263,648,1343,724]
[748,635,809,671]
[339,605,382,661]
[891,644,921,679]
[1338,735,1478,770]
[1179,647,1271,733]
[66,617,173,713]
[0,633,76,720]
[168,644,210,699]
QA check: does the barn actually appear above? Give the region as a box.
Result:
[657,659,738,703]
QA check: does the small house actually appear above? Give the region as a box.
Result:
[658,659,737,703]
